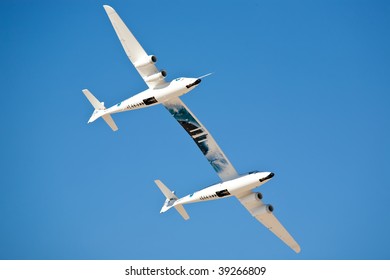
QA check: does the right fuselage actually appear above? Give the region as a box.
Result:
[176,171,274,205]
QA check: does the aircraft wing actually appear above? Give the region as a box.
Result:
[103,5,167,89]
[163,97,239,181]
[236,191,301,253]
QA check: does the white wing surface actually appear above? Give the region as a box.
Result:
[163,97,239,181]
[103,5,167,89]
[236,191,301,253]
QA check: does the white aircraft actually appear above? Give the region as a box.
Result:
[82,6,206,132]
[83,5,301,253]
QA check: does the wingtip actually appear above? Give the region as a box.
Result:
[103,5,115,13]
[294,245,301,254]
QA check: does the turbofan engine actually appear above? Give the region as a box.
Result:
[252,204,274,216]
[144,70,167,83]
[240,192,274,217]
[240,192,263,204]
[133,55,157,68]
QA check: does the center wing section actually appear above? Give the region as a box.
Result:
[236,191,301,253]
[103,5,167,89]
[163,97,239,181]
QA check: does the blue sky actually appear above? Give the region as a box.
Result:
[1,0,389,259]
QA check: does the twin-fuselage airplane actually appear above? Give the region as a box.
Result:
[83,5,301,253]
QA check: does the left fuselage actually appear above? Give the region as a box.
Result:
[104,77,200,115]
[176,171,274,205]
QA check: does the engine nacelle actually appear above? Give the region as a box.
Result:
[240,192,263,204]
[144,70,167,83]
[134,55,157,68]
[252,204,274,217]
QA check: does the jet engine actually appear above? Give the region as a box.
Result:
[252,204,274,217]
[134,55,157,68]
[240,192,263,204]
[144,70,167,83]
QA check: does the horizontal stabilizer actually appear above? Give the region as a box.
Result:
[155,180,189,220]
[155,180,177,200]
[102,114,118,131]
[174,205,189,220]
[82,89,104,110]
[82,89,118,131]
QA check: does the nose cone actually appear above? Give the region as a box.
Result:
[259,172,275,182]
[186,78,201,89]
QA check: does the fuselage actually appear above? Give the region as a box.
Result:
[104,77,201,115]
[175,171,274,206]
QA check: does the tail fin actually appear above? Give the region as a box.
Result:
[154,180,189,220]
[82,89,118,131]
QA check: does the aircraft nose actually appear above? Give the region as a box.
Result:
[259,172,274,182]
[186,79,202,89]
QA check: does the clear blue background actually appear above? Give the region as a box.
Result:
[1,0,389,259]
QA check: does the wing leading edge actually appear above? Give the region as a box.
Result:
[236,191,301,253]
[163,97,239,182]
[103,5,167,89]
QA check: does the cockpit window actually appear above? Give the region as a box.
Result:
[174,78,184,81]
[248,170,259,174]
